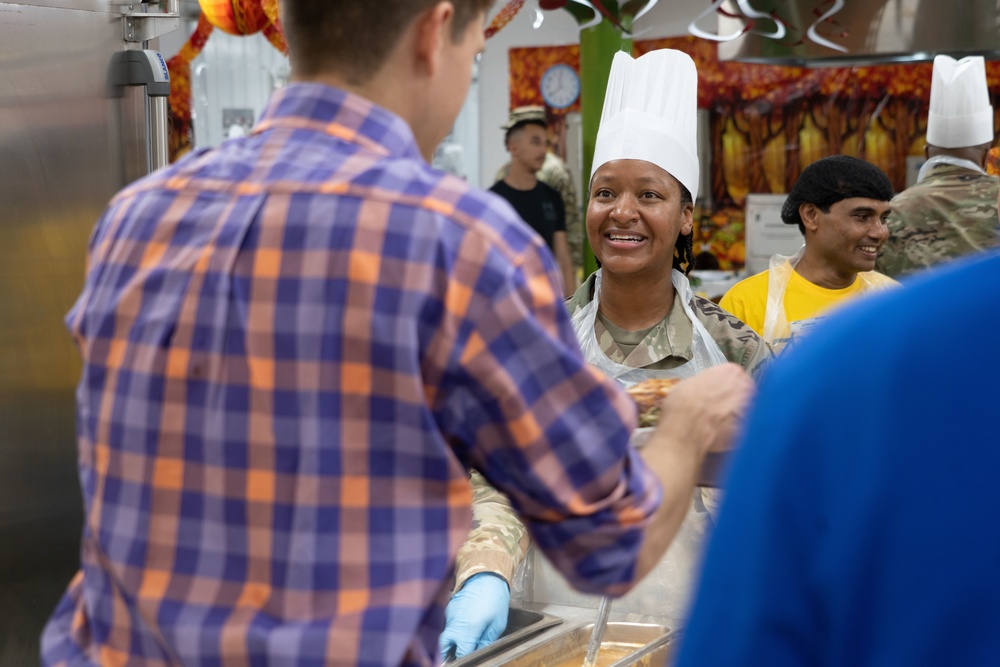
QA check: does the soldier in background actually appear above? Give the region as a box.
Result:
[495,107,584,279]
[877,55,1000,279]
[490,106,577,295]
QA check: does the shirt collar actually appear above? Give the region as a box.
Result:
[253,82,423,162]
[569,273,695,366]
[916,155,986,183]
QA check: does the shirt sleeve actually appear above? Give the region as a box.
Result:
[431,219,660,597]
[453,470,529,592]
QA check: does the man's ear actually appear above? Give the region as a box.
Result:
[800,202,820,232]
[413,2,453,76]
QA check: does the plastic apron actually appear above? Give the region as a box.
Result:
[521,269,727,626]
[763,246,898,354]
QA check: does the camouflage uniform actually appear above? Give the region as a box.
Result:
[496,153,584,273]
[453,469,530,591]
[452,275,771,590]
[877,161,1000,279]
[565,274,772,379]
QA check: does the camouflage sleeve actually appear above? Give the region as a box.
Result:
[875,222,906,278]
[691,296,773,381]
[540,162,583,272]
[880,174,1000,278]
[453,469,530,592]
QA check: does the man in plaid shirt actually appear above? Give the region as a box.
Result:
[42,2,753,665]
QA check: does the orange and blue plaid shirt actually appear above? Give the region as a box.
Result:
[43,83,661,667]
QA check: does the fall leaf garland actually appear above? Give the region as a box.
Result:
[485,0,526,39]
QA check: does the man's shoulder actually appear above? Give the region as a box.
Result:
[539,155,572,185]
[535,180,562,198]
[892,170,999,209]
[724,269,770,300]
[888,171,1000,241]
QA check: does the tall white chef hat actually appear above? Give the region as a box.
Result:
[926,55,994,149]
[591,49,700,202]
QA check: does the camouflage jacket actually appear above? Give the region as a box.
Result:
[496,152,583,272]
[452,275,772,590]
[877,161,1000,278]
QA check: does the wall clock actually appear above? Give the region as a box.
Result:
[540,63,580,110]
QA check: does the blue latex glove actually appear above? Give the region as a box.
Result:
[439,572,510,660]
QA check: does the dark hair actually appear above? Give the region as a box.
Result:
[284,0,493,83]
[781,155,894,234]
[674,182,695,275]
[504,119,548,147]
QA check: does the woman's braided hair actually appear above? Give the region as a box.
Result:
[674,183,695,276]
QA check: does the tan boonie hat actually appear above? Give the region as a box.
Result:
[502,105,547,130]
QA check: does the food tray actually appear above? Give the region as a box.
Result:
[486,621,674,667]
[447,607,563,667]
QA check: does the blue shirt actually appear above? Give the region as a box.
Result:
[42,82,660,667]
[677,251,1000,667]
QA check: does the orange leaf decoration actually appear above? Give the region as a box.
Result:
[261,0,286,53]
[262,21,287,55]
[262,0,280,27]
[486,0,525,39]
[198,0,269,36]
[167,15,215,162]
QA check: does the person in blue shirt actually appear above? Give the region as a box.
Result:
[676,250,1000,666]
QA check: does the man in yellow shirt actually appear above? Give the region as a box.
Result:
[721,156,898,353]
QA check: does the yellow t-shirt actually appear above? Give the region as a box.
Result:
[720,268,865,346]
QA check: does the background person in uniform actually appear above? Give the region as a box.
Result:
[491,107,577,294]
[877,55,999,279]
[677,249,1000,667]
[41,2,755,665]
[720,156,897,354]
[439,49,771,660]
[495,107,585,281]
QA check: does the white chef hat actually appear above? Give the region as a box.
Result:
[591,49,700,202]
[926,55,994,149]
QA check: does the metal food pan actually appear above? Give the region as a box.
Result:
[448,607,563,667]
[487,621,673,667]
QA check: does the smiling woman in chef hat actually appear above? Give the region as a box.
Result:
[567,49,769,390]
[557,48,772,622]
[440,52,774,658]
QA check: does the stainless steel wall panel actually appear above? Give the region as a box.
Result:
[0,3,127,656]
